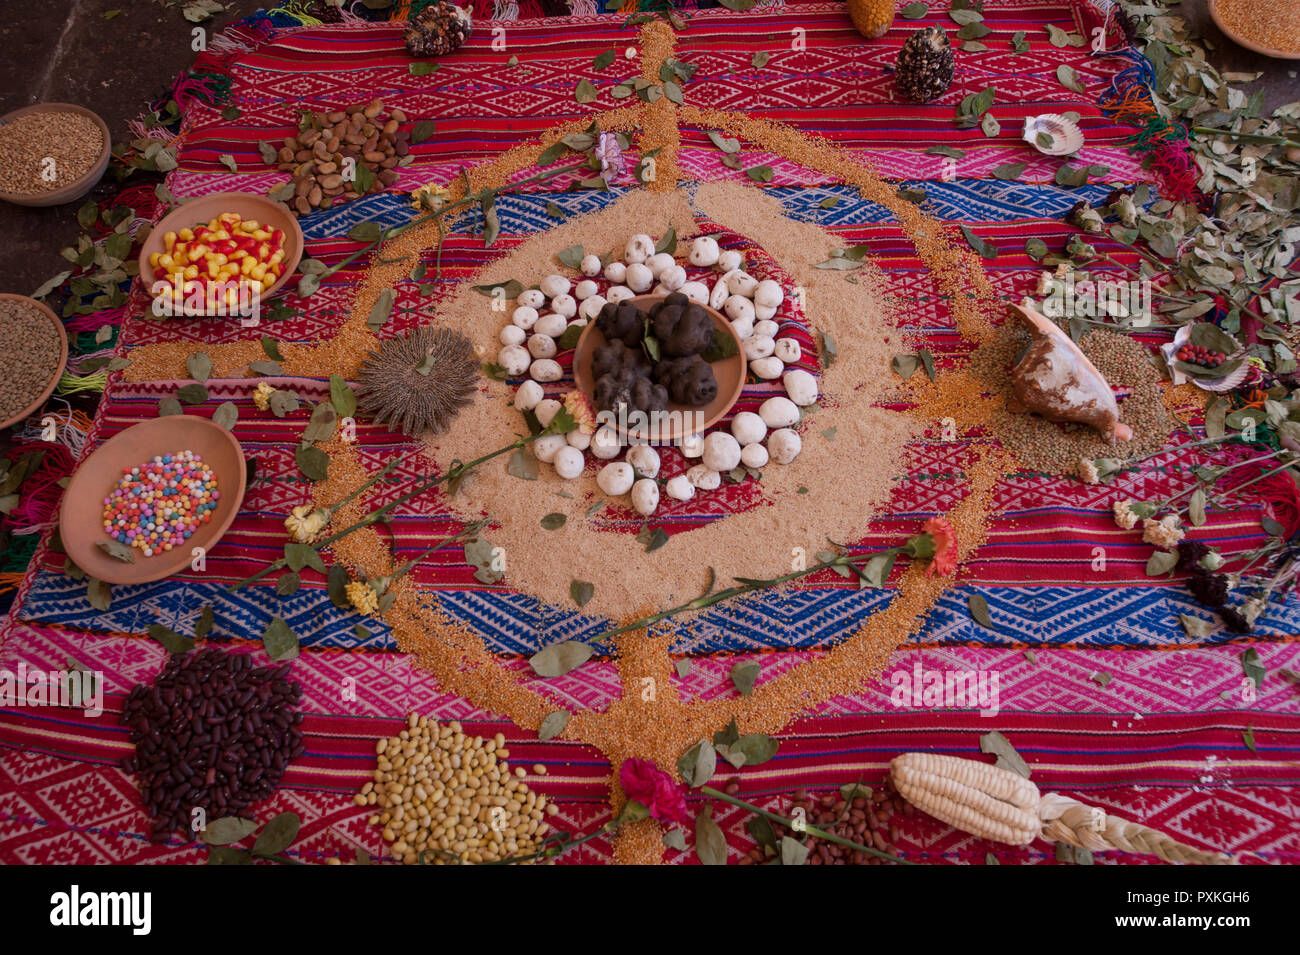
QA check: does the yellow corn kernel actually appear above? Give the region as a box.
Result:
[183,265,199,280]
[178,227,195,241]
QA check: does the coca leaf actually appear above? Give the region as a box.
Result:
[557,244,586,269]
[968,594,994,629]
[203,817,259,846]
[269,389,299,418]
[252,812,301,857]
[302,402,338,443]
[730,659,760,695]
[538,710,570,741]
[329,374,357,418]
[569,579,594,608]
[677,738,716,788]
[176,383,208,405]
[95,539,136,564]
[295,445,329,482]
[980,730,1031,778]
[529,640,593,677]
[261,616,300,662]
[694,807,727,865]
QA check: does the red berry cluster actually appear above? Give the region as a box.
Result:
[1176,344,1226,368]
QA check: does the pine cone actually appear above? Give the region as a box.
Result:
[896,26,954,103]
[403,2,472,58]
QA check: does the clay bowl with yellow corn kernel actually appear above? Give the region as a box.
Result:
[139,193,304,318]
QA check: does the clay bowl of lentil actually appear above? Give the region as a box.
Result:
[139,192,304,318]
[0,294,68,431]
[573,293,746,442]
[0,103,110,207]
[60,415,247,585]
[1209,0,1300,59]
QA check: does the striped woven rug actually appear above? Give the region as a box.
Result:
[1,1,1297,864]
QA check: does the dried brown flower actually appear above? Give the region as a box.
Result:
[357,327,478,436]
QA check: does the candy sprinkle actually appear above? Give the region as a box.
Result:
[101,450,219,557]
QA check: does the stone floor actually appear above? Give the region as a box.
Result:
[0,1,1297,295]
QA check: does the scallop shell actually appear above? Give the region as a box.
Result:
[1159,323,1250,393]
[1022,113,1085,156]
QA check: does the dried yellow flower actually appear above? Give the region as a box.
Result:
[1076,457,1100,485]
[347,581,379,615]
[410,181,450,212]
[1113,499,1139,530]
[253,382,275,411]
[1143,515,1185,550]
[284,504,329,543]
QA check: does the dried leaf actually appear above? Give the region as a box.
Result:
[147,624,194,654]
[261,617,299,661]
[538,710,570,741]
[677,738,716,788]
[979,730,1031,778]
[295,445,329,482]
[968,594,994,629]
[569,579,594,608]
[694,806,727,865]
[730,659,760,695]
[529,640,592,677]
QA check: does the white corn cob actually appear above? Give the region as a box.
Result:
[890,753,1040,846]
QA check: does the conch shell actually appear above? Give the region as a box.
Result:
[1006,301,1132,442]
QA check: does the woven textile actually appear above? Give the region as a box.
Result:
[1,1,1297,865]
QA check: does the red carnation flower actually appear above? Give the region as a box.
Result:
[618,758,691,826]
[922,516,958,577]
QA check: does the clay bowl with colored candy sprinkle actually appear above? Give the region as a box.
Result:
[138,192,304,318]
[60,416,247,585]
[573,294,746,442]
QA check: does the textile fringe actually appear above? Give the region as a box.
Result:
[1,443,75,537]
[13,402,93,461]
[0,535,39,589]
[1097,47,1201,205]
[54,370,108,396]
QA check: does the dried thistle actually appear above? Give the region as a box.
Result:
[356,327,478,436]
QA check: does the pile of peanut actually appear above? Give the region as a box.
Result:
[354,714,557,865]
[275,99,411,215]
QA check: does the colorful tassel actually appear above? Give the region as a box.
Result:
[54,370,108,396]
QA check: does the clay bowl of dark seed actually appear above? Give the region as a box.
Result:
[0,294,68,431]
[121,646,305,842]
[59,415,247,585]
[573,293,745,442]
[0,103,111,207]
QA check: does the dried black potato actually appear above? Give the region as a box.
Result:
[654,354,718,407]
[594,367,669,415]
[591,339,651,380]
[650,294,714,358]
[595,300,644,348]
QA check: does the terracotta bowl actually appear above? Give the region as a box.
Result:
[0,103,111,207]
[572,294,746,442]
[1209,0,1300,59]
[60,415,247,585]
[138,192,305,318]
[0,294,68,431]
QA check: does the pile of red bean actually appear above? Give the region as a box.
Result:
[734,778,909,865]
[120,647,305,842]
